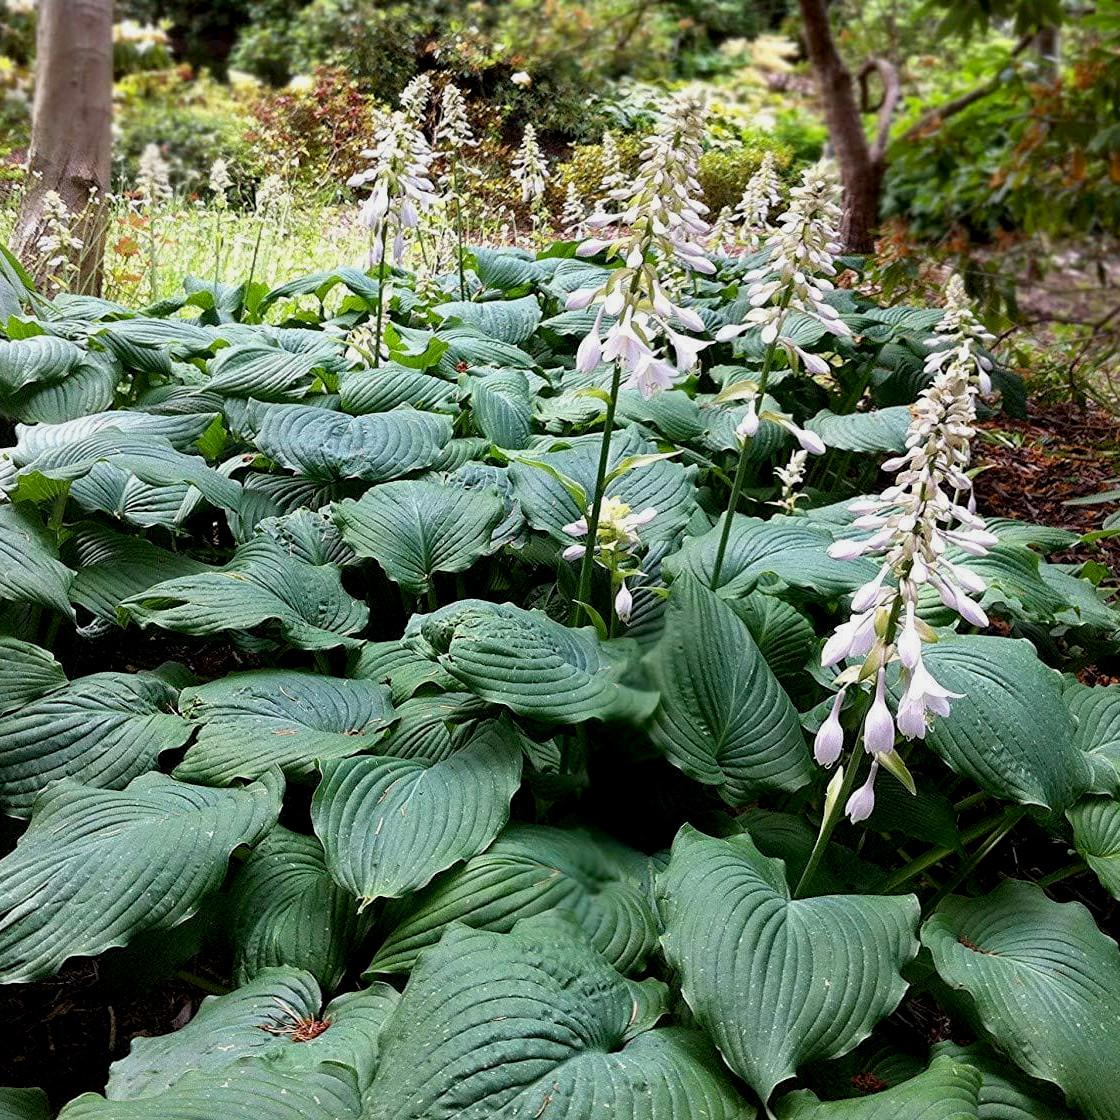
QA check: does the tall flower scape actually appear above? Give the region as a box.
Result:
[816,274,999,823]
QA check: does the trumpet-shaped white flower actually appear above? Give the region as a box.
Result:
[400,73,433,129]
[709,206,735,252]
[718,162,850,374]
[35,190,82,278]
[208,158,232,209]
[512,124,549,205]
[771,448,809,512]
[561,182,585,237]
[348,111,439,266]
[925,273,996,395]
[435,82,476,152]
[735,150,782,250]
[598,130,628,201]
[563,497,655,627]
[819,292,997,820]
[136,143,172,208]
[566,93,712,398]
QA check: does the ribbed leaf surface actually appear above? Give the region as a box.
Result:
[0,335,82,393]
[0,638,67,715]
[121,539,368,650]
[107,966,397,1098]
[368,824,657,975]
[0,671,192,816]
[312,721,522,901]
[333,479,504,595]
[0,772,280,983]
[657,828,920,1102]
[930,1042,1072,1120]
[59,1060,361,1120]
[404,599,657,724]
[645,576,813,802]
[245,402,452,482]
[775,1055,981,1119]
[1069,796,1120,897]
[0,503,73,616]
[175,670,393,784]
[469,368,533,448]
[366,924,750,1120]
[923,880,1120,1120]
[805,407,911,453]
[228,827,372,990]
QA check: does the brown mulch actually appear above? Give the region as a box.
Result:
[974,399,1120,578]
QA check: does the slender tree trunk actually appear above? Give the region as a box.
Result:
[11,0,113,295]
[798,0,896,254]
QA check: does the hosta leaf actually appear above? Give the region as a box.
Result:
[433,325,535,374]
[5,354,119,423]
[0,503,74,617]
[0,638,67,714]
[228,827,373,990]
[67,464,199,530]
[366,923,750,1120]
[376,692,490,762]
[0,771,280,983]
[665,515,877,600]
[12,410,219,460]
[332,479,504,596]
[731,591,817,688]
[0,671,192,817]
[468,368,533,448]
[470,246,545,292]
[644,576,813,802]
[120,539,368,651]
[253,508,355,567]
[107,966,396,1098]
[432,294,542,344]
[207,343,342,400]
[404,599,657,724]
[66,523,209,621]
[245,401,452,482]
[1066,680,1120,792]
[805,407,911,453]
[15,430,241,512]
[508,429,696,543]
[0,335,83,393]
[1067,796,1120,898]
[368,824,658,976]
[312,720,522,902]
[339,364,457,415]
[931,1042,1073,1120]
[175,670,394,784]
[923,880,1120,1120]
[59,1060,361,1120]
[775,1054,981,1119]
[0,1088,48,1120]
[348,639,458,703]
[915,636,1090,814]
[657,827,920,1102]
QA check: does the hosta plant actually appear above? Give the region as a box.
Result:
[0,145,1118,1120]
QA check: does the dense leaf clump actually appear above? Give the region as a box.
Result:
[0,239,1118,1119]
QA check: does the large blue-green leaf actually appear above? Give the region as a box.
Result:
[923,880,1120,1120]
[366,922,750,1120]
[657,827,919,1102]
[0,503,73,617]
[0,772,280,983]
[404,599,657,724]
[644,576,812,802]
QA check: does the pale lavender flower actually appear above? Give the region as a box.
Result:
[845,761,879,823]
[813,689,846,767]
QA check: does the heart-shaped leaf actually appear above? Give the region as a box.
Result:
[468,368,533,448]
[106,966,397,1099]
[0,503,74,617]
[244,401,452,482]
[923,880,1120,1120]
[404,599,657,724]
[0,771,280,983]
[0,670,192,817]
[228,826,372,990]
[365,923,749,1120]
[0,637,67,715]
[312,720,521,902]
[1068,796,1120,897]
[644,576,813,802]
[657,827,920,1102]
[332,479,505,596]
[175,670,393,784]
[368,823,658,976]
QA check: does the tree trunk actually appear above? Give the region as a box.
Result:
[10,0,113,295]
[798,0,888,254]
